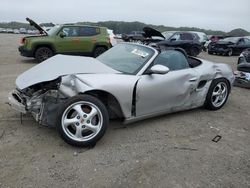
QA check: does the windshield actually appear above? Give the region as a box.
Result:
[47,25,61,36]
[220,37,239,43]
[162,31,175,40]
[97,43,155,74]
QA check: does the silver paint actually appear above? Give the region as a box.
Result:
[9,43,235,126]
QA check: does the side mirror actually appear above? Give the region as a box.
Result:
[59,32,66,38]
[149,64,170,74]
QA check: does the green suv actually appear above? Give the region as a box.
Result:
[19,18,111,62]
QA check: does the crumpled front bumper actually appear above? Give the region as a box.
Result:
[8,90,27,114]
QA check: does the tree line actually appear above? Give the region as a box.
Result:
[0,20,249,36]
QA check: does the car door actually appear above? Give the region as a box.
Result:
[236,38,250,54]
[55,26,83,54]
[136,50,200,116]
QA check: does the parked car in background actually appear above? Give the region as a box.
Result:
[208,37,250,56]
[0,28,5,33]
[107,29,117,46]
[234,48,250,88]
[143,27,202,56]
[204,35,225,51]
[19,28,27,34]
[19,18,111,62]
[114,34,122,39]
[6,28,14,33]
[13,29,20,34]
[122,31,145,42]
[8,43,234,146]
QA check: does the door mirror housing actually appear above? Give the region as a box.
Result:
[149,64,170,74]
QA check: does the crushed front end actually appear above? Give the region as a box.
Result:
[8,78,65,127]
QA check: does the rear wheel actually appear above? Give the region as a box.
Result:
[35,47,53,63]
[228,48,233,56]
[204,78,230,110]
[93,47,107,57]
[57,95,109,147]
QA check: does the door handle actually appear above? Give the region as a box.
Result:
[189,77,197,82]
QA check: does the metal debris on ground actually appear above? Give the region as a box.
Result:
[212,135,222,142]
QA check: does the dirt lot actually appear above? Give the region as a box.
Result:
[0,34,249,188]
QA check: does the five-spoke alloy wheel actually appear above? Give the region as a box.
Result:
[205,78,230,110]
[57,95,109,147]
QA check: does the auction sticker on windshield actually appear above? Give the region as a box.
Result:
[131,49,149,58]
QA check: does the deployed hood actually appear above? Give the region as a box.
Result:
[143,27,165,39]
[26,17,48,35]
[16,55,120,90]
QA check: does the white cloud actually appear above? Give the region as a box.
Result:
[0,0,249,31]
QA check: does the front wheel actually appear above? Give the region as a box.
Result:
[228,48,233,56]
[204,78,230,110]
[56,95,109,147]
[35,47,53,63]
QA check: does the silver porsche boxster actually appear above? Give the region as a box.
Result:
[8,43,235,146]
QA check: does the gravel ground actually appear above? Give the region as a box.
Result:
[0,34,249,188]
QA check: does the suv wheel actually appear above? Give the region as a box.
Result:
[93,47,107,58]
[228,48,233,56]
[35,47,53,63]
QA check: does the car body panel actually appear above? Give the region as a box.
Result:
[9,43,234,127]
[16,55,119,90]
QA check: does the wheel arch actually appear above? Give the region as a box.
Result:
[33,43,56,56]
[81,90,125,120]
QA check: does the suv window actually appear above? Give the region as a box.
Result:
[62,27,80,37]
[61,26,100,37]
[154,50,189,71]
[79,26,100,36]
[243,38,250,44]
[171,33,194,41]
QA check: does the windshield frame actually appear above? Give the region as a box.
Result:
[97,43,158,75]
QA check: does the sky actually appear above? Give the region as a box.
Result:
[1,0,250,32]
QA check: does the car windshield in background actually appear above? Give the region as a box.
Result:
[97,43,155,74]
[221,37,239,43]
[162,31,175,40]
[47,25,60,36]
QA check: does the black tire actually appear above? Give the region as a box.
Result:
[35,47,53,63]
[204,78,230,110]
[56,94,109,147]
[190,47,199,57]
[208,50,213,55]
[228,48,233,56]
[93,47,107,58]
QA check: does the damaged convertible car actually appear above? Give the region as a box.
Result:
[8,43,234,146]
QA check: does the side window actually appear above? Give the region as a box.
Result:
[238,38,245,45]
[154,50,189,71]
[180,33,193,40]
[171,33,180,41]
[244,38,250,44]
[79,26,100,36]
[61,27,80,37]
